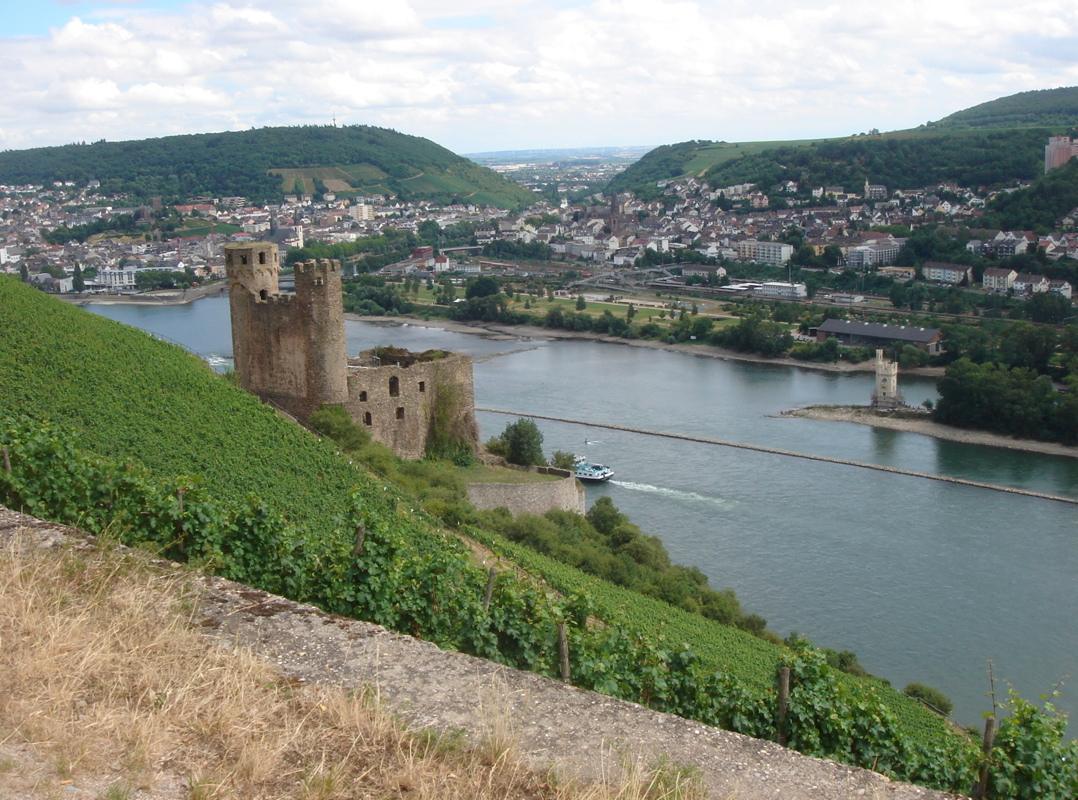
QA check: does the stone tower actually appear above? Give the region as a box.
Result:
[871,348,902,410]
[225,242,348,420]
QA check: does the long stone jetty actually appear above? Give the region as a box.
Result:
[477,408,1078,506]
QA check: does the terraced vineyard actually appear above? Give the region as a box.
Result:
[18,277,1077,795]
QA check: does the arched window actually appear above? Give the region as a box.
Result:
[359,390,368,402]
[258,251,266,265]
[389,376,399,397]
[259,289,268,300]
[363,412,372,426]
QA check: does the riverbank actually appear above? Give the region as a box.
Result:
[785,405,1078,460]
[60,280,228,306]
[346,313,946,378]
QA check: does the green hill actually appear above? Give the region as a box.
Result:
[933,85,1078,129]
[0,125,534,208]
[983,158,1078,231]
[611,87,1078,197]
[0,277,990,791]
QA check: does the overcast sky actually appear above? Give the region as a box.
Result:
[2,0,1077,155]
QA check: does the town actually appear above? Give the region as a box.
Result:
[3,137,1076,316]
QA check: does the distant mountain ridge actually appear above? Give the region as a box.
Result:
[610,87,1078,198]
[0,125,534,209]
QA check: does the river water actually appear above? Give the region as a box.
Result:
[88,297,1078,731]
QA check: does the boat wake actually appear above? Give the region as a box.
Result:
[608,480,735,508]
[204,354,234,371]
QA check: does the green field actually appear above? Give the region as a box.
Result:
[0,277,976,788]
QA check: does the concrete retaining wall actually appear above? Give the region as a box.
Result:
[467,470,585,515]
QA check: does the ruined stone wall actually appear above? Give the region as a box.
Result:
[466,472,585,516]
[345,353,477,460]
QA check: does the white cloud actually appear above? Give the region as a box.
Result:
[0,0,1076,153]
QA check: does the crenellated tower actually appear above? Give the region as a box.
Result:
[225,242,347,420]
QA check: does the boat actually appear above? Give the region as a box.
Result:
[573,455,614,483]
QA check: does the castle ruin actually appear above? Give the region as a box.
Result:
[225,242,477,459]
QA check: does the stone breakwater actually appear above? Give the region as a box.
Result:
[477,408,1078,506]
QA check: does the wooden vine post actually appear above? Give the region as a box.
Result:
[973,715,996,800]
[557,622,570,682]
[482,567,497,612]
[776,665,791,746]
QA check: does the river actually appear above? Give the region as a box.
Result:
[88,296,1078,732]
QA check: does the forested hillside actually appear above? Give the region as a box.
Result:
[610,86,1078,197]
[701,128,1052,192]
[933,86,1078,129]
[0,125,534,208]
[983,159,1078,231]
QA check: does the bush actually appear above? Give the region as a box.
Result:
[498,418,545,466]
[550,450,576,470]
[308,405,369,452]
[903,683,953,716]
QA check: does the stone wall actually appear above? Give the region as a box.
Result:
[345,353,477,461]
[466,470,585,516]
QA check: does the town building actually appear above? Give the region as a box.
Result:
[756,281,807,300]
[1044,136,1078,173]
[982,267,1017,293]
[1012,273,1050,295]
[922,261,971,285]
[735,240,793,265]
[814,318,943,355]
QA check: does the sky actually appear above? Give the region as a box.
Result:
[2,0,1078,155]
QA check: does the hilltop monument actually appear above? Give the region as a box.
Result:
[225,242,478,459]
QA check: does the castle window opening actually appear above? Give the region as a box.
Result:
[259,252,266,265]
[418,381,425,393]
[396,406,405,420]
[240,255,248,265]
[389,376,400,397]
[359,390,367,402]
[259,289,268,301]
[363,412,372,426]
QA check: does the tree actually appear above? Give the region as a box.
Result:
[499,418,545,466]
[19,263,29,282]
[72,264,85,293]
[466,275,500,299]
[575,295,586,311]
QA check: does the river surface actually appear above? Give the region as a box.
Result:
[88,297,1078,731]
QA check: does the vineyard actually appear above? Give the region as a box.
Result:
[1,277,1075,798]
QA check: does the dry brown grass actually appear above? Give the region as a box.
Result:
[0,534,704,800]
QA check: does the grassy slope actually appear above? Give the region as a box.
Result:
[0,276,953,747]
[0,125,534,209]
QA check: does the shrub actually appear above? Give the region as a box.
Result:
[903,683,953,716]
[309,405,369,452]
[498,418,545,467]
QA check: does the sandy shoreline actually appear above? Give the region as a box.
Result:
[784,405,1078,459]
[345,313,946,378]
